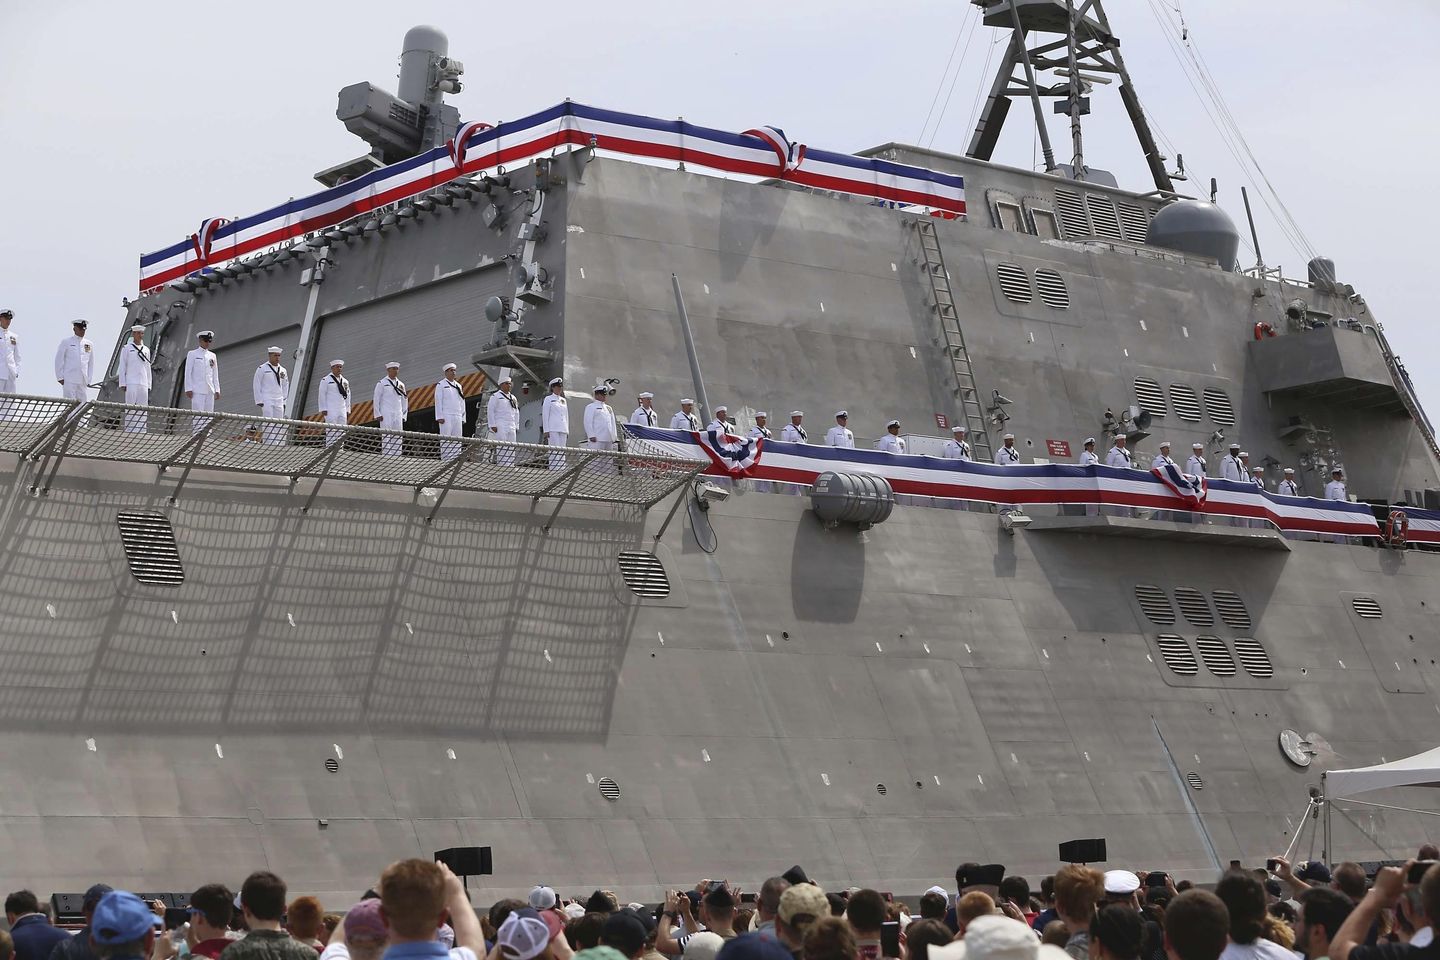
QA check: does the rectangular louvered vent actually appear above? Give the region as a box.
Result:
[1203,387,1235,425]
[1116,202,1150,242]
[1352,597,1383,619]
[1134,377,1167,417]
[1034,269,1070,308]
[995,263,1033,303]
[1232,637,1273,678]
[1053,188,1089,238]
[1135,584,1175,624]
[1086,194,1125,241]
[1212,590,1252,630]
[1174,587,1214,626]
[1194,635,1237,677]
[1170,384,1203,422]
[1156,635,1198,676]
[116,511,185,586]
[617,551,670,598]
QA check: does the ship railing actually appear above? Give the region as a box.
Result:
[0,395,707,523]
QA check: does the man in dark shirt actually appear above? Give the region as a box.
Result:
[1330,861,1438,960]
[48,885,113,960]
[219,873,316,960]
[6,891,69,960]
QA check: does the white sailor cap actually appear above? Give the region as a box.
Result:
[548,377,564,387]
[1104,870,1141,896]
[1332,466,1344,474]
[755,411,768,418]
[130,324,146,333]
[498,372,513,383]
[198,330,214,339]
[593,384,609,394]
[1115,434,1127,441]
[385,360,400,368]
[1159,440,1171,448]
[1229,442,1241,449]
[1252,466,1265,473]
[1193,442,1203,449]
[1239,451,1250,458]
[887,419,900,428]
[1003,433,1015,440]
[1083,436,1095,444]
[954,425,969,434]
[267,345,282,354]
[714,403,728,411]
[1284,467,1295,474]
[835,410,849,418]
[330,359,345,367]
[443,362,457,372]
[638,391,653,399]
[790,410,804,417]
[681,397,694,405]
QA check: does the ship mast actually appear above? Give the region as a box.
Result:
[966,0,1175,193]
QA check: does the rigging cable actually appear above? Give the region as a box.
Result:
[925,7,984,149]
[958,34,1003,152]
[916,5,976,144]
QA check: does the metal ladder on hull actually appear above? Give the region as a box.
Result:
[910,216,994,463]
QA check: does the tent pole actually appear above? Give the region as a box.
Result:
[1322,773,1332,864]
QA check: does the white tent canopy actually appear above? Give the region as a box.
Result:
[1326,746,1440,799]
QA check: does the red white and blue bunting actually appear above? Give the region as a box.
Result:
[139,101,967,292]
[695,428,762,474]
[1152,463,1208,507]
[626,426,1383,538]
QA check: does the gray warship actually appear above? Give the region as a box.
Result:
[5,1,1439,901]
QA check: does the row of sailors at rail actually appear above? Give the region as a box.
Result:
[1102,434,1346,499]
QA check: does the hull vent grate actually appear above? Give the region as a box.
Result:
[1212,590,1252,630]
[617,551,670,598]
[1156,634,1198,676]
[1034,269,1070,308]
[598,777,621,801]
[1170,384,1203,422]
[1053,188,1089,238]
[1134,378,1167,418]
[1086,194,1125,241]
[1203,387,1235,425]
[1135,584,1176,624]
[1195,635,1237,677]
[996,263,1033,303]
[1233,637,1273,678]
[1117,201,1150,242]
[1352,596,1383,619]
[1186,771,1203,790]
[1174,587,1214,626]
[116,511,185,586]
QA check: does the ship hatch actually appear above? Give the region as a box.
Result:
[617,551,670,599]
[115,511,184,586]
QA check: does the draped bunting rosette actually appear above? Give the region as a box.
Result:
[138,101,965,291]
[1151,463,1208,507]
[695,429,763,475]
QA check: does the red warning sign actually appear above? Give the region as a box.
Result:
[1046,439,1071,458]
[935,413,950,430]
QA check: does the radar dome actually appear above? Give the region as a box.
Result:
[1147,200,1240,271]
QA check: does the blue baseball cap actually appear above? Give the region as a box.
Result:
[92,891,156,945]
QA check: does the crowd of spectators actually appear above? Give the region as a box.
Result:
[6,850,1440,960]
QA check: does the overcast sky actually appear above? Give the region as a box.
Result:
[3,0,1436,408]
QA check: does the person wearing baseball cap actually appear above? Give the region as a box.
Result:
[185,332,221,434]
[55,319,94,402]
[495,909,551,960]
[0,308,20,396]
[774,884,829,956]
[88,891,157,959]
[542,377,569,470]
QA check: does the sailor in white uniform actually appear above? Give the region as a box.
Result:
[1077,437,1099,466]
[877,419,906,454]
[116,324,153,433]
[706,404,733,436]
[252,346,289,445]
[54,319,93,402]
[585,384,618,473]
[1278,467,1301,496]
[317,360,350,448]
[826,411,854,448]
[373,361,408,456]
[542,377,569,470]
[1239,451,1254,477]
[1250,466,1268,489]
[944,425,972,460]
[0,309,21,397]
[1185,442,1207,477]
[780,411,808,443]
[487,372,520,466]
[1151,441,1177,470]
[435,363,466,461]
[671,398,700,431]
[996,433,1021,465]
[1106,435,1132,468]
[184,331,220,434]
[748,412,772,441]
[1325,467,1348,500]
[630,391,659,427]
[1220,443,1244,481]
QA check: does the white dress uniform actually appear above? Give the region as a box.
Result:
[542,389,569,470]
[1325,478,1348,500]
[877,433,907,454]
[0,323,20,394]
[996,444,1021,465]
[780,422,808,443]
[435,376,467,461]
[54,334,94,401]
[252,360,289,444]
[1250,471,1267,490]
[630,404,659,427]
[1220,453,1244,481]
[487,387,521,465]
[184,344,220,433]
[706,417,732,436]
[748,424,772,441]
[1186,454,1207,476]
[1105,444,1131,468]
[671,408,700,431]
[585,398,618,450]
[1078,448,1099,466]
[116,338,154,432]
[826,425,854,448]
[317,370,351,447]
[1152,453,1176,470]
[1278,477,1301,496]
[944,437,972,460]
[373,374,409,456]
